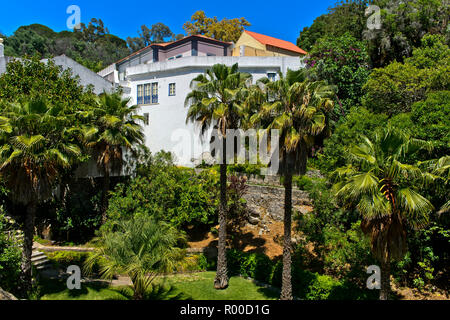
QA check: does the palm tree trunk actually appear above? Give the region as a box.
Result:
[280,170,293,300]
[101,168,110,224]
[22,201,37,294]
[214,137,228,289]
[380,260,391,300]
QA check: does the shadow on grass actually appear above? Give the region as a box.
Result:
[36,277,127,300]
[256,285,280,300]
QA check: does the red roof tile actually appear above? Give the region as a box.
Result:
[244,30,307,55]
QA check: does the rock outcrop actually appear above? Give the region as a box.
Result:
[0,288,17,300]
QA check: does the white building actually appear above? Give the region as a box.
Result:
[99,34,305,167]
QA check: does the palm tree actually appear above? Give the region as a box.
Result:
[332,128,435,300]
[82,92,144,223]
[0,99,82,293]
[422,155,449,214]
[185,63,251,289]
[249,69,335,299]
[84,216,185,300]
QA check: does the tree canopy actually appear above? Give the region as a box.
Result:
[183,11,251,43]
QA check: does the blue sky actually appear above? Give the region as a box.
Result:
[0,0,336,45]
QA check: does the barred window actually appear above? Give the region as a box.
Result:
[138,83,158,105]
[169,83,176,96]
[137,84,144,105]
[151,83,158,103]
[144,84,151,104]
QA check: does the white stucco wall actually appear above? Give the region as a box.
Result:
[122,56,304,167]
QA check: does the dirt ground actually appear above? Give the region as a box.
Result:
[187,214,292,259]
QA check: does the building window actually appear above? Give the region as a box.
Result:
[267,73,276,81]
[144,84,151,104]
[151,83,158,103]
[143,113,149,125]
[168,57,175,60]
[207,53,216,56]
[137,84,144,105]
[137,82,158,105]
[169,83,176,96]
[175,54,182,59]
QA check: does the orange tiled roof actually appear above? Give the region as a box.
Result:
[244,30,307,55]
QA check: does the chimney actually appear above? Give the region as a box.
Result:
[240,45,245,57]
[0,38,4,58]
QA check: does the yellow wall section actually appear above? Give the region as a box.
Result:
[232,32,303,57]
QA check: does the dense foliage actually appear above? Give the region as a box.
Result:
[105,151,219,230]
[3,21,129,72]
[0,57,96,108]
[362,35,450,115]
[183,10,251,43]
[0,211,22,294]
[298,0,449,67]
[307,33,370,119]
[84,216,185,300]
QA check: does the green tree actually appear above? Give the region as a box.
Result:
[185,63,251,289]
[249,69,335,299]
[307,33,370,119]
[183,11,251,43]
[410,91,450,158]
[362,35,449,116]
[126,23,175,51]
[0,99,82,293]
[317,107,388,173]
[297,0,369,51]
[81,92,144,223]
[0,211,22,295]
[84,216,185,300]
[4,22,130,72]
[365,0,448,67]
[333,128,435,299]
[105,150,219,231]
[0,57,96,108]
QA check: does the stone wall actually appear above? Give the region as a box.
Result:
[243,184,311,223]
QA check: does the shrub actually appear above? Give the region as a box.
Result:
[45,251,103,276]
[0,211,22,294]
[226,249,273,283]
[46,251,89,269]
[305,274,342,300]
[105,152,219,231]
[293,175,314,191]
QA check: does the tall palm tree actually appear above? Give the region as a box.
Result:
[84,216,185,300]
[185,63,251,289]
[82,92,144,223]
[0,99,82,293]
[249,69,335,300]
[332,128,435,300]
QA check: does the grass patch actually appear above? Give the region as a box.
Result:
[37,272,278,300]
[37,279,129,300]
[160,272,278,300]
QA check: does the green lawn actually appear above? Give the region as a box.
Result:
[38,279,129,300]
[38,272,278,300]
[162,272,278,300]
